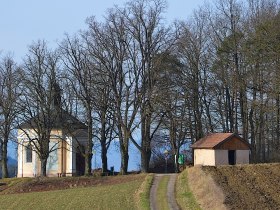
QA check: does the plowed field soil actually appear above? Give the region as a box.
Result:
[203,163,280,210]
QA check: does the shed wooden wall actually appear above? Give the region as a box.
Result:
[215,137,249,150]
[236,150,250,164]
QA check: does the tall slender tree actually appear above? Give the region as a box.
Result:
[122,0,174,172]
[0,55,20,178]
[85,10,142,174]
[60,35,95,175]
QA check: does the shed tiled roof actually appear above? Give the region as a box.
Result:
[191,133,244,149]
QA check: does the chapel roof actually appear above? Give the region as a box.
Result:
[19,109,88,131]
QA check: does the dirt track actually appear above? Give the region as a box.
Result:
[150,174,180,210]
[203,163,280,210]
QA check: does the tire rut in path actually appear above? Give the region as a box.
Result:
[150,174,180,210]
[150,174,162,210]
[167,174,180,210]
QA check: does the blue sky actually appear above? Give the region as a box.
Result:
[2,0,205,171]
[0,0,205,62]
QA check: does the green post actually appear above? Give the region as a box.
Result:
[178,154,184,165]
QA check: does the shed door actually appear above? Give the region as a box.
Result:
[228,150,236,165]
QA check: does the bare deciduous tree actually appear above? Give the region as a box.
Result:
[0,55,20,178]
[59,35,96,176]
[19,41,62,177]
[85,9,142,174]
[122,0,174,172]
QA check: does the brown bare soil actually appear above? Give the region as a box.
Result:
[0,174,145,195]
[203,163,280,210]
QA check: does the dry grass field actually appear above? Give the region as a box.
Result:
[179,163,280,210]
[187,166,227,210]
[176,169,201,210]
[203,163,280,210]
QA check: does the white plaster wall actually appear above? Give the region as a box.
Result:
[17,129,88,177]
[17,139,36,177]
[194,148,250,167]
[19,147,35,177]
[33,152,37,177]
[194,149,215,166]
[215,150,229,165]
[66,136,73,173]
[72,143,76,172]
[17,143,23,177]
[236,150,249,164]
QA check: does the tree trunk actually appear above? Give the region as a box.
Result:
[188,107,195,164]
[226,87,233,132]
[141,149,151,173]
[84,153,93,176]
[85,109,93,176]
[140,111,152,173]
[258,90,265,162]
[100,109,108,173]
[276,95,280,160]
[117,117,129,175]
[101,141,108,173]
[169,120,178,173]
[240,90,248,140]
[174,149,180,173]
[193,90,203,140]
[249,87,257,163]
[1,140,9,178]
[249,107,256,163]
[120,144,129,175]
[40,158,47,177]
[202,68,213,133]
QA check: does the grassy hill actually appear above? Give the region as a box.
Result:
[0,174,152,210]
[2,164,278,210]
[177,163,280,210]
[203,163,280,210]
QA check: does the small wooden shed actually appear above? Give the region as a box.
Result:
[191,133,250,166]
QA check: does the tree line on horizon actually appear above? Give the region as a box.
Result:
[1,0,280,177]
